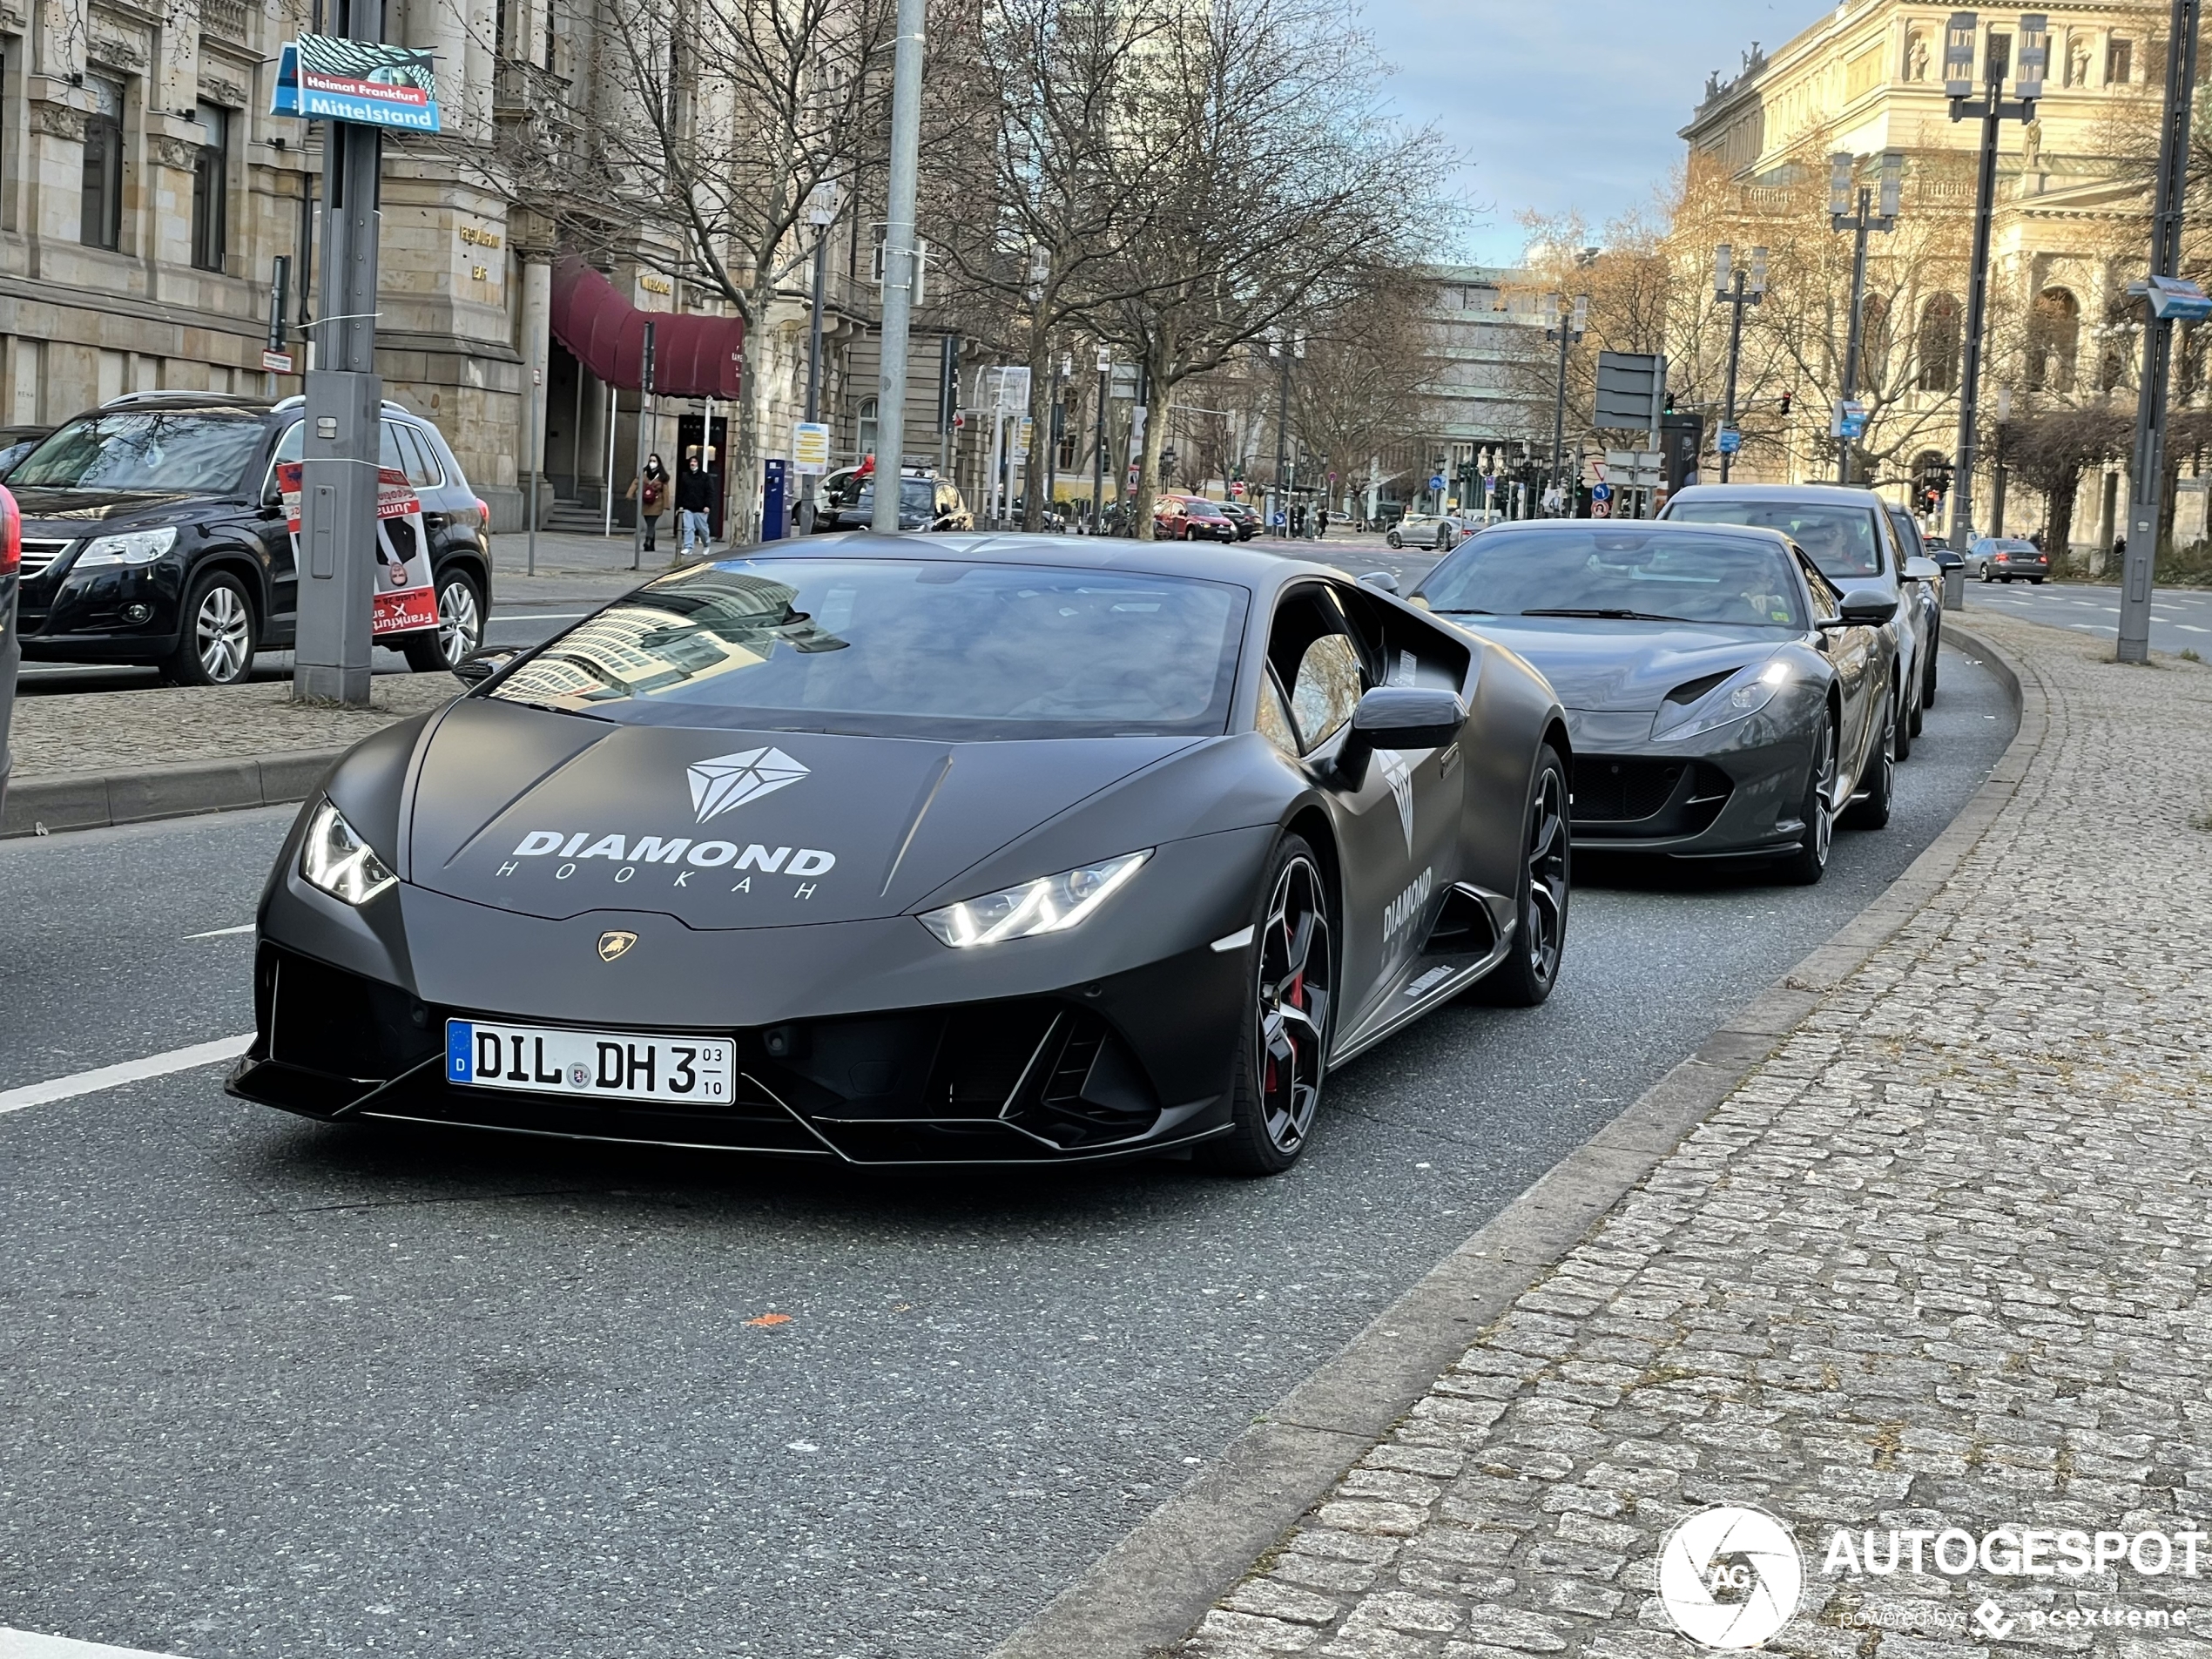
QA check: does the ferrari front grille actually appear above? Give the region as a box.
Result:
[1571,757,1686,823]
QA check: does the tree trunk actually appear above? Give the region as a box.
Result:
[1022,321,1054,532]
[1130,333,1172,543]
[728,276,775,549]
[2047,467,2082,566]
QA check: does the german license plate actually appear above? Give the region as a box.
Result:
[446,1019,734,1105]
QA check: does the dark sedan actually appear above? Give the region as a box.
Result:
[232,534,1571,1174]
[1413,521,1898,884]
[1969,537,2051,583]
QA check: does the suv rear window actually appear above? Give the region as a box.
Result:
[12,410,265,493]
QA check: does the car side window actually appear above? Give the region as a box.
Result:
[1290,634,1363,752]
[262,420,303,502]
[1797,553,1840,621]
[377,420,408,477]
[1258,669,1301,759]
[396,424,443,489]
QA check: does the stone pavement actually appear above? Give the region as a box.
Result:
[1176,612,2212,1659]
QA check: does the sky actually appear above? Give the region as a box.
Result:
[1368,0,1830,266]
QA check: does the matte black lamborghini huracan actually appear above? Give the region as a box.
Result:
[231,535,1570,1173]
[1411,521,1900,885]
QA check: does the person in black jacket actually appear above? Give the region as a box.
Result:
[676,455,715,557]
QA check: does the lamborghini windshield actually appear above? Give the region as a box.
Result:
[489,558,1248,739]
[1416,529,1810,629]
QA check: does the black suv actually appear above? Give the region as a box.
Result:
[10,392,492,685]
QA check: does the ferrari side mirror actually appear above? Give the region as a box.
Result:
[1358,570,1400,595]
[454,648,519,687]
[1822,589,1898,627]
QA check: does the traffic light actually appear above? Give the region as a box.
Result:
[1779,390,1794,415]
[1662,389,1677,414]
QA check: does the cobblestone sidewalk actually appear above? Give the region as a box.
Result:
[8,675,457,779]
[1179,615,2212,1659]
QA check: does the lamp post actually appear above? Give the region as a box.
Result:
[2118,0,2205,663]
[799,182,839,534]
[1544,294,1587,515]
[1091,346,1110,533]
[1712,244,1767,484]
[1944,10,2047,554]
[1268,331,1304,536]
[1829,151,1902,484]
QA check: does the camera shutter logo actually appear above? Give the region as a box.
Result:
[1657,1505,1804,1649]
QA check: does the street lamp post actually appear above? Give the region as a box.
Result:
[2118,0,2205,663]
[1545,294,1588,515]
[799,182,838,535]
[1091,347,1109,533]
[1829,151,1901,484]
[1268,331,1303,536]
[1712,244,1767,484]
[1944,10,2046,554]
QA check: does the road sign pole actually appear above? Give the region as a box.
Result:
[2120,0,2202,663]
[293,1,385,708]
[1720,268,1748,485]
[871,0,926,532]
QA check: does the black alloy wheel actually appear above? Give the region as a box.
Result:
[1477,745,1571,1007]
[1204,837,1335,1176]
[403,567,484,671]
[1777,714,1838,885]
[162,570,258,686]
[1893,672,1915,761]
[1386,530,1403,550]
[1841,685,1895,830]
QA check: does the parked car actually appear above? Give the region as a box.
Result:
[809,466,972,533]
[0,425,51,482]
[1218,499,1261,540]
[0,481,18,819]
[1885,505,1944,714]
[1968,536,2050,583]
[1386,510,1459,552]
[7,393,492,685]
[1660,484,1938,763]
[1156,495,1239,542]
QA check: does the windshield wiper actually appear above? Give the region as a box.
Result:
[1520,607,1700,624]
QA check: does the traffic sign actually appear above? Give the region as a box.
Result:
[1594,351,1668,433]
[1833,400,1868,440]
[1428,474,1446,491]
[1717,426,1742,455]
[2145,275,2212,322]
[261,348,294,374]
[792,421,831,475]
[1590,482,1613,502]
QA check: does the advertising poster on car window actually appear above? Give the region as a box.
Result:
[277,460,437,637]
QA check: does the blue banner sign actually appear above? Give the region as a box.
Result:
[273,35,441,132]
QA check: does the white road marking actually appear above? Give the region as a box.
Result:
[184,923,255,939]
[0,1036,252,1117]
[0,1627,198,1659]
[2181,624,2211,635]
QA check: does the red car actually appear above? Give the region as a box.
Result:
[1155,494,1240,542]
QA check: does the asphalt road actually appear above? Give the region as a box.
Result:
[1952,576,2212,657]
[0,638,2016,1659]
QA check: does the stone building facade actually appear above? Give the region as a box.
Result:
[1678,0,2193,556]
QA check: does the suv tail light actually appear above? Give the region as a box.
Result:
[474,496,490,524]
[0,485,18,577]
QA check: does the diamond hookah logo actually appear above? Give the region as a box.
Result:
[1657,1505,1805,1649]
[687,747,810,824]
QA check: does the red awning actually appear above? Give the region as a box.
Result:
[550,254,745,399]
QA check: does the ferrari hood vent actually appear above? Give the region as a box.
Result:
[405,701,1195,929]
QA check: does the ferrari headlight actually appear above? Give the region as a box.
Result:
[74,526,178,568]
[920,851,1150,948]
[1653,660,1791,743]
[299,797,397,906]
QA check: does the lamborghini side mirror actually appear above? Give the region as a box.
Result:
[1335,685,1465,788]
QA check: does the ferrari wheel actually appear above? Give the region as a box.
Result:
[1204,836,1335,1177]
[1893,676,1914,761]
[1776,714,1837,885]
[1476,745,1569,1007]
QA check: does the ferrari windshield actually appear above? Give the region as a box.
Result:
[1416,529,1810,629]
[489,558,1248,738]
[1662,497,1887,579]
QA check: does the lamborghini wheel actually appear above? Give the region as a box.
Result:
[1475,745,1569,1007]
[1204,836,1335,1177]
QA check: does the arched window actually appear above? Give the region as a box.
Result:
[856,397,879,463]
[2027,287,2080,392]
[1918,293,1962,393]
[1859,293,1892,387]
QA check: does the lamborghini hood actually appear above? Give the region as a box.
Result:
[404,699,1197,928]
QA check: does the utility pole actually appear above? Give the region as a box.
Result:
[1091,347,1109,533]
[1944,10,2047,555]
[1711,245,1766,485]
[799,184,836,534]
[631,320,655,571]
[1546,294,1587,514]
[871,0,927,533]
[2119,0,2205,663]
[1268,331,1302,536]
[1829,151,1902,485]
[294,0,388,707]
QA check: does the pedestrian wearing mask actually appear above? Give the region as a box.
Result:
[677,455,716,557]
[627,453,670,552]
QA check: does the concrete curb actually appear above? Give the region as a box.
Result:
[0,749,340,839]
[990,634,2045,1659]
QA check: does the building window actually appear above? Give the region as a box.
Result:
[1917,293,1961,393]
[856,396,879,462]
[190,103,228,273]
[2027,287,2080,392]
[2107,37,2133,84]
[80,75,124,251]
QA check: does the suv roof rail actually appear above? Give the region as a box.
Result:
[267,395,428,422]
[99,390,270,410]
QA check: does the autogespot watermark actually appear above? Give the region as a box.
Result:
[1656,1506,2204,1649]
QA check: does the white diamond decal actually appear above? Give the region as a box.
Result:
[687,746,810,824]
[1379,749,1414,853]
